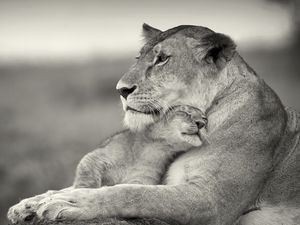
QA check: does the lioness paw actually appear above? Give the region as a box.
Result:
[35,189,100,221]
[36,199,77,220]
[7,194,46,224]
[7,189,72,224]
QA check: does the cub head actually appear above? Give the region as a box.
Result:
[117,24,237,131]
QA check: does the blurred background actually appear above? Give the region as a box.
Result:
[0,0,299,224]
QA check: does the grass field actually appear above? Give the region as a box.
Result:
[1,48,299,224]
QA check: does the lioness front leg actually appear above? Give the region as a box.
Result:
[7,130,134,224]
[33,184,211,224]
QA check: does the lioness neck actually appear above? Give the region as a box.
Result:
[207,53,287,134]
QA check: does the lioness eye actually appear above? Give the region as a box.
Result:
[154,54,170,66]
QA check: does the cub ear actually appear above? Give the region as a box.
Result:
[142,23,162,41]
[190,33,236,69]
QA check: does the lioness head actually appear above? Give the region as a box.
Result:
[117,24,237,130]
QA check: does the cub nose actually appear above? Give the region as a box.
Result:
[117,85,137,99]
[195,117,208,129]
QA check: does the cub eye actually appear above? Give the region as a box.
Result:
[154,54,170,66]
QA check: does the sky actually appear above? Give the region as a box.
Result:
[0,0,292,61]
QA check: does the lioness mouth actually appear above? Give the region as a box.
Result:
[126,106,160,116]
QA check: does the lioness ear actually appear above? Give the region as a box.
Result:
[142,23,162,41]
[190,33,236,69]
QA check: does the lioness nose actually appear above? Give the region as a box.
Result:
[117,85,137,99]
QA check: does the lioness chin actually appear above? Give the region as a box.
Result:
[8,24,300,225]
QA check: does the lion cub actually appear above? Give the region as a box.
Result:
[121,105,207,185]
[74,105,207,187]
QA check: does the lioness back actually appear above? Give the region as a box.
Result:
[238,108,300,225]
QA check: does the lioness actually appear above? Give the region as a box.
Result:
[8,24,300,225]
